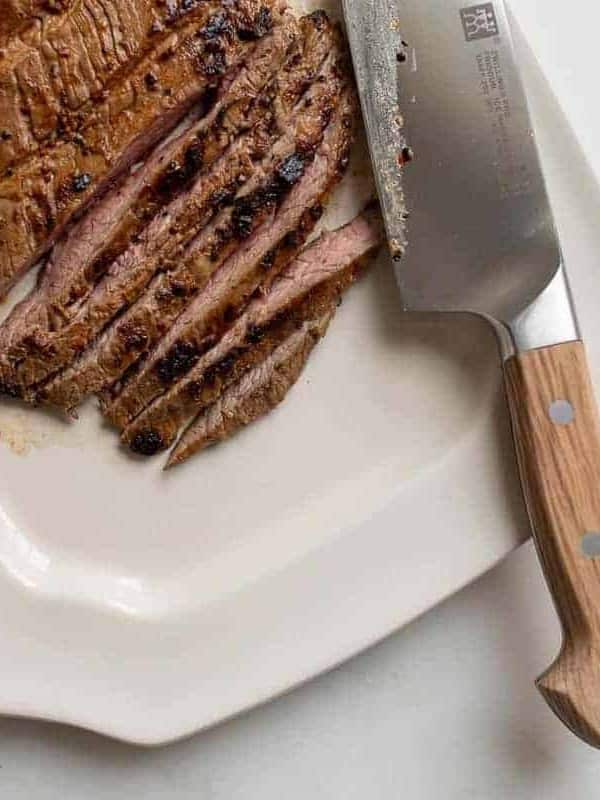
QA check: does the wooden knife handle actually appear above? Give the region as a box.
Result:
[504,340,600,747]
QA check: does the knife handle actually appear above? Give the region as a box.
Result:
[504,340,600,747]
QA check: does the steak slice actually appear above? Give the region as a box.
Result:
[122,208,383,456]
[0,11,301,387]
[0,0,265,169]
[41,35,343,410]
[0,0,276,296]
[165,310,334,467]
[105,85,357,429]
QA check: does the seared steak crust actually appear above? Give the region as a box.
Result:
[0,0,75,44]
[0,0,277,295]
[0,0,278,169]
[122,207,383,455]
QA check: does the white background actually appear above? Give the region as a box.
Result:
[3,544,600,798]
[2,0,600,794]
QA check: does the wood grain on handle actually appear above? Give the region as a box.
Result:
[505,341,600,747]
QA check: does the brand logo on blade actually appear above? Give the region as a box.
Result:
[460,4,499,41]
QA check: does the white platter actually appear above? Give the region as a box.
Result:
[0,0,598,744]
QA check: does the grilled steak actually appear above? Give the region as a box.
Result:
[105,85,357,429]
[41,27,342,410]
[19,16,338,403]
[122,208,383,455]
[23,137,258,395]
[0,0,74,43]
[0,11,301,390]
[0,0,273,170]
[165,310,334,467]
[0,0,277,296]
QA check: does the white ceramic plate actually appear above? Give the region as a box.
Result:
[0,1,597,745]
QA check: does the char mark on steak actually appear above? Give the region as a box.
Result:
[122,207,384,456]
[40,24,343,412]
[0,0,278,297]
[104,83,358,430]
[164,310,334,466]
[0,10,299,393]
[0,0,276,171]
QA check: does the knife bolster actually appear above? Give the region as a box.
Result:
[504,266,579,357]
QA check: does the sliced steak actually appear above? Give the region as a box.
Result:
[123,208,383,455]
[0,11,300,386]
[0,0,277,296]
[18,131,261,395]
[44,12,301,313]
[0,0,264,169]
[165,310,334,467]
[41,36,343,410]
[19,20,339,402]
[105,85,357,429]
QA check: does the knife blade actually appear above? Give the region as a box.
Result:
[343,0,600,748]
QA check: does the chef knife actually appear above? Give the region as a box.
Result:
[342,0,600,747]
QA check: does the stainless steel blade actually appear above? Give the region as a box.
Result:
[342,0,578,350]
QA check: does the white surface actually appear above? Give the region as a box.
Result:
[2,545,600,798]
[0,0,600,756]
[514,0,600,186]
